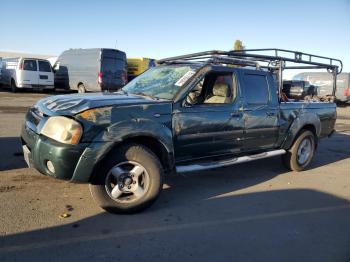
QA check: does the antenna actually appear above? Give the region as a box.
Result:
[114,40,118,49]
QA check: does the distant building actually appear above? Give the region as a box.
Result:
[0,51,54,60]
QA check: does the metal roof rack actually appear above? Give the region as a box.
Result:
[159,49,342,72]
[158,48,343,99]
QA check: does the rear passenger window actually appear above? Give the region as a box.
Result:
[243,74,269,104]
[23,60,37,71]
[38,61,52,72]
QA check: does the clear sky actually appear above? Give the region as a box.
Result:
[1,0,349,72]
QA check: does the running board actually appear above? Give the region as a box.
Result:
[176,149,286,173]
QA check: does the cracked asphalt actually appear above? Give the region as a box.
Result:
[0,90,349,262]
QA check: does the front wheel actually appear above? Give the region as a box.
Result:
[89,144,163,214]
[282,130,316,171]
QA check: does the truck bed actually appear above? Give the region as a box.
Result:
[280,101,336,140]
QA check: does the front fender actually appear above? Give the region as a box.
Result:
[70,118,173,183]
[281,112,321,150]
[104,118,173,153]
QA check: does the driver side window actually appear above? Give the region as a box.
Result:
[186,72,236,105]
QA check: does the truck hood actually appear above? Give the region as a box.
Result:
[35,92,171,116]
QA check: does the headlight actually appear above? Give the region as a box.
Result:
[40,116,82,145]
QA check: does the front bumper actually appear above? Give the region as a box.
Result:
[21,123,114,183]
[21,123,87,181]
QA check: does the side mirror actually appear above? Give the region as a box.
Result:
[182,97,193,108]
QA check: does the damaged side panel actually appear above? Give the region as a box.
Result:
[71,102,174,182]
[279,102,336,150]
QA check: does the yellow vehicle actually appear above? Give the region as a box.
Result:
[127,58,157,81]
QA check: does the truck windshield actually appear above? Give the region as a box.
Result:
[122,65,197,100]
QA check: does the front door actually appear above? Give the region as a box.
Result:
[173,70,244,162]
[240,71,279,151]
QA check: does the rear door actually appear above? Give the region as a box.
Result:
[241,71,279,151]
[20,59,38,87]
[38,60,54,87]
[100,51,127,91]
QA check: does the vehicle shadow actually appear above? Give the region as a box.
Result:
[161,132,350,208]
[310,132,350,169]
[0,189,349,262]
[0,137,26,171]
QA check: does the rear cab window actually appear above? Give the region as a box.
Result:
[38,60,52,72]
[23,59,37,71]
[243,73,270,105]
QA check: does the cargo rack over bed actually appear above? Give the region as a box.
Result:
[158,48,343,100]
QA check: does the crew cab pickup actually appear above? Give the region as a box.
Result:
[21,49,340,214]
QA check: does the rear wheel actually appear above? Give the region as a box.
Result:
[89,144,163,214]
[78,83,86,93]
[282,130,316,171]
[11,80,17,93]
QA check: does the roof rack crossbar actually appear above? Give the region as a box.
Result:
[233,48,341,63]
[158,48,343,102]
[158,48,342,73]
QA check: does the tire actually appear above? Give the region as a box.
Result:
[282,130,316,171]
[89,143,164,214]
[78,83,86,93]
[11,80,17,93]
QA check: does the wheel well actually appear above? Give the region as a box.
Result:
[99,136,174,175]
[296,124,318,148]
[124,136,173,172]
[77,82,84,88]
[302,124,317,136]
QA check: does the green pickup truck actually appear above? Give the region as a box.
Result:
[21,49,341,214]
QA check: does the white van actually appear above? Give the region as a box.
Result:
[1,57,54,92]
